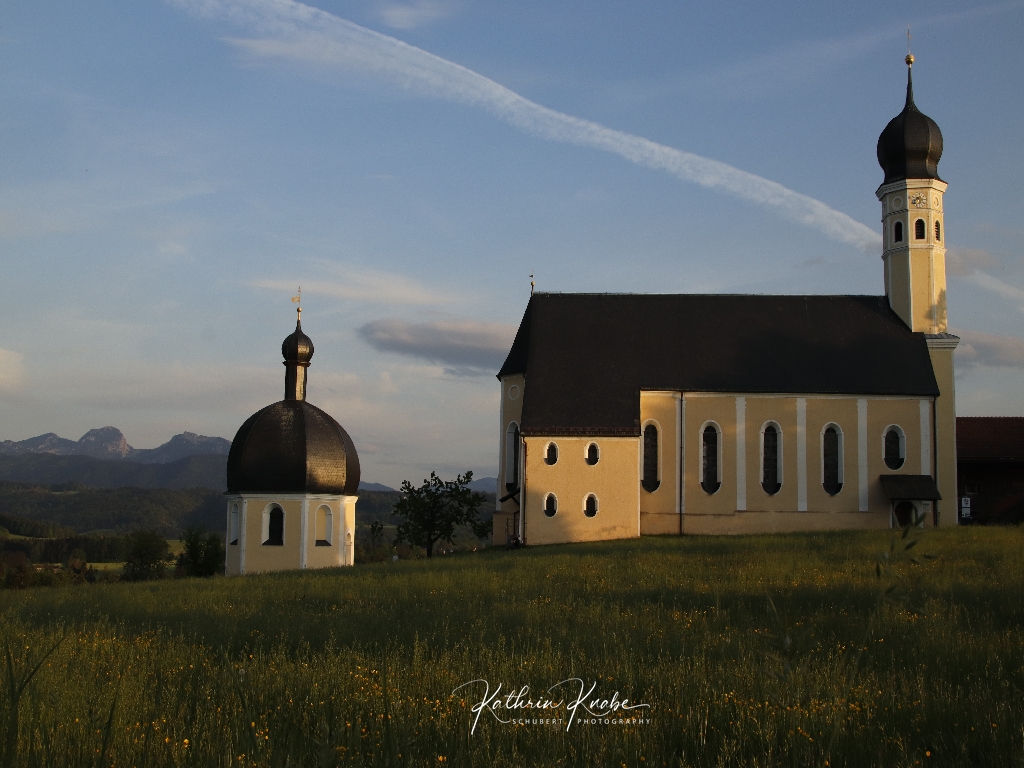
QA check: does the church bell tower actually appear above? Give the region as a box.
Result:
[876,53,947,333]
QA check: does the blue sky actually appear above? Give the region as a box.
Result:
[1,0,1022,486]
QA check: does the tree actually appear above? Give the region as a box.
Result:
[176,527,225,577]
[122,529,171,581]
[392,471,490,557]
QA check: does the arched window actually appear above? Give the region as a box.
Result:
[585,442,600,466]
[505,422,520,491]
[584,494,598,518]
[701,425,721,494]
[822,426,843,496]
[642,424,660,492]
[229,503,239,545]
[893,220,903,243]
[934,220,941,241]
[884,426,905,470]
[544,494,557,517]
[544,442,558,465]
[915,219,926,240]
[762,424,781,495]
[263,505,284,546]
[315,505,333,546]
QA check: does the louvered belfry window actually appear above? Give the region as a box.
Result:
[823,427,842,496]
[935,221,941,241]
[884,429,904,470]
[915,219,926,240]
[701,426,720,494]
[762,425,781,495]
[642,425,660,492]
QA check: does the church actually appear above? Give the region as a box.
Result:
[493,56,959,545]
[224,311,360,574]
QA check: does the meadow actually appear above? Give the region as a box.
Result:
[0,527,1022,767]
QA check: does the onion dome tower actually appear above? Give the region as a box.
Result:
[224,309,359,575]
[876,51,959,527]
[876,53,948,334]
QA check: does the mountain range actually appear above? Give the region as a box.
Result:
[0,427,230,463]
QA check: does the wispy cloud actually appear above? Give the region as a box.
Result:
[168,0,880,252]
[254,266,444,306]
[357,317,515,373]
[376,0,459,30]
[947,247,1024,312]
[953,328,1024,368]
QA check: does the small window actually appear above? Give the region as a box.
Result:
[934,221,941,241]
[505,422,520,491]
[544,442,558,466]
[701,425,721,494]
[315,504,333,546]
[229,503,239,545]
[584,494,598,518]
[894,221,903,243]
[585,442,600,466]
[884,427,905,470]
[263,506,284,546]
[544,493,557,517]
[823,426,843,496]
[642,424,660,492]
[915,219,926,240]
[762,424,781,495]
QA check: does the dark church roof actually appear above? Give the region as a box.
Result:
[957,417,1024,462]
[877,58,943,185]
[499,293,939,436]
[227,315,360,495]
[227,400,360,495]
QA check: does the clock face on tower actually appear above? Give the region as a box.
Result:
[910,193,928,208]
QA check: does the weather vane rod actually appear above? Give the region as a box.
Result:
[292,286,302,320]
[530,273,535,296]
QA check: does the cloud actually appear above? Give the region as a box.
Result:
[376,0,458,30]
[953,328,1024,368]
[357,317,516,372]
[254,266,445,306]
[947,247,1024,311]
[168,0,880,252]
[0,350,26,394]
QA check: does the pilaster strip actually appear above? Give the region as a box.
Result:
[735,397,746,511]
[797,398,807,511]
[858,399,869,511]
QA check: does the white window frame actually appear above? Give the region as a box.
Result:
[543,493,558,517]
[583,493,599,518]
[698,420,723,492]
[262,504,285,546]
[585,442,600,466]
[641,419,662,492]
[820,423,845,492]
[544,441,559,466]
[759,421,784,493]
[881,425,907,471]
[229,503,239,545]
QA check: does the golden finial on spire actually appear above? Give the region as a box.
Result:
[291,286,302,322]
[905,26,914,66]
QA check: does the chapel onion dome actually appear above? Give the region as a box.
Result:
[226,312,360,496]
[877,54,943,184]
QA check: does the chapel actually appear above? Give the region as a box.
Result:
[493,56,959,545]
[224,310,360,574]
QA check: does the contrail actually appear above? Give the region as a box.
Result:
[171,0,881,251]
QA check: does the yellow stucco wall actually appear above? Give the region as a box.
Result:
[523,436,639,545]
[498,374,525,521]
[682,396,738,516]
[226,494,357,575]
[639,392,679,534]
[929,345,958,526]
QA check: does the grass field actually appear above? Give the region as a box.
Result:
[1,527,1022,767]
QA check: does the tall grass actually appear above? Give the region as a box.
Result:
[1,528,1022,766]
